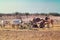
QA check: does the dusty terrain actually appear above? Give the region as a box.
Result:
[0,28,60,40]
[0,15,60,40]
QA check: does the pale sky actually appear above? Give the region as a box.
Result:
[0,0,60,13]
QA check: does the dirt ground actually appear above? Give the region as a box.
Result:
[0,15,60,40]
[0,27,60,40]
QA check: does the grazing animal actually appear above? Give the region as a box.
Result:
[39,19,45,28]
[29,18,41,28]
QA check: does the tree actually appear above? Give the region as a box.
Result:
[15,12,19,15]
[25,13,29,16]
[25,12,30,18]
[49,13,60,16]
[40,13,48,16]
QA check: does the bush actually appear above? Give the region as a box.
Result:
[49,13,60,16]
[40,13,48,16]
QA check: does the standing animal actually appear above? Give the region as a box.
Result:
[44,16,54,28]
[39,19,45,28]
[11,19,22,28]
[30,17,41,28]
[29,17,54,28]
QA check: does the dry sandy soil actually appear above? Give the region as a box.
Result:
[0,15,60,40]
[0,28,60,40]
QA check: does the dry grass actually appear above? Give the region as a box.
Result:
[0,26,60,40]
[0,15,60,40]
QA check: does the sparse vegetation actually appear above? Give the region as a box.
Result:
[0,13,60,40]
[40,13,48,16]
[49,13,60,16]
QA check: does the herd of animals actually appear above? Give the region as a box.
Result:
[29,16,54,28]
[0,16,54,29]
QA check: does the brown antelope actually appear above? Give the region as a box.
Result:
[44,17,54,28]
